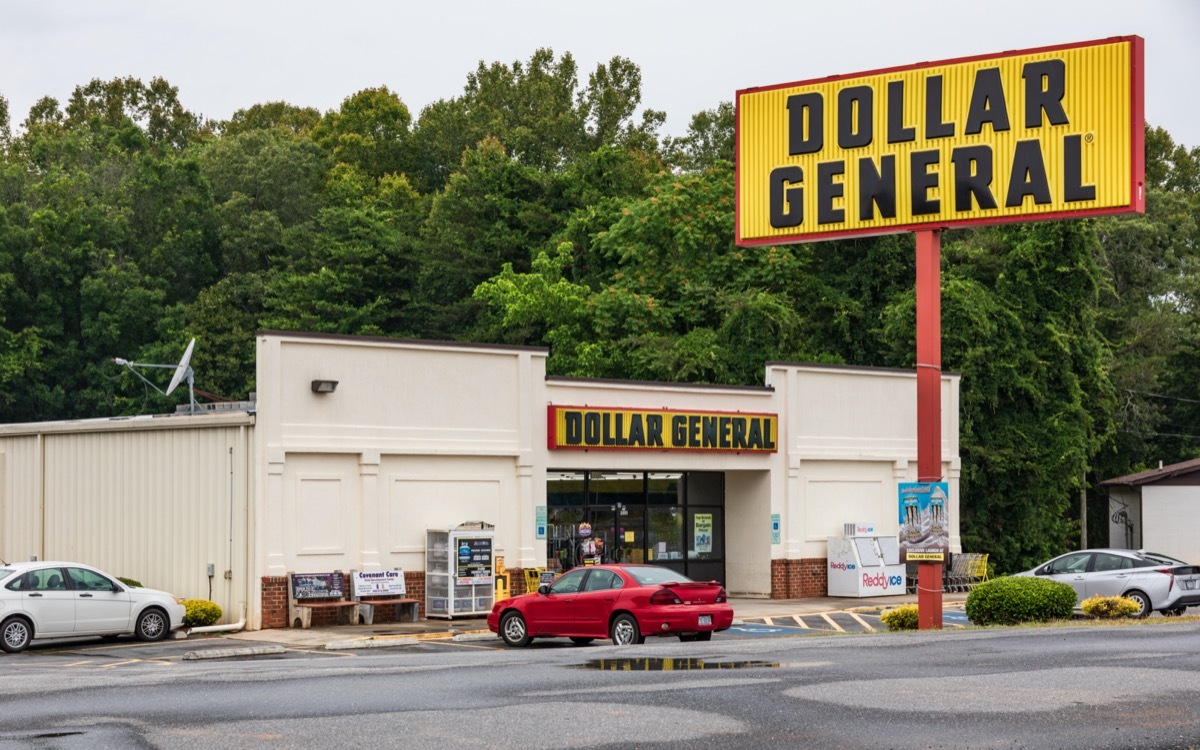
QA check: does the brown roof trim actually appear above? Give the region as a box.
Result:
[1099,457,1200,487]
[545,375,774,394]
[256,330,548,354]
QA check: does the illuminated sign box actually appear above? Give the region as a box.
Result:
[736,37,1144,245]
[548,406,778,453]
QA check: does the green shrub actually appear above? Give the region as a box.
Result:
[182,599,223,627]
[880,604,920,630]
[964,576,1076,626]
[1080,595,1140,619]
[117,576,143,588]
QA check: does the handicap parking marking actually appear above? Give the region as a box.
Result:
[723,624,811,638]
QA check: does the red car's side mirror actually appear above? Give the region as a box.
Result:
[538,584,550,595]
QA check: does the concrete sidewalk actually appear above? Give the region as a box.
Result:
[214,593,968,650]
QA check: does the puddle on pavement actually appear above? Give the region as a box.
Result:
[575,657,779,671]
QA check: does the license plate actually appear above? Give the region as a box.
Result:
[1185,580,1196,590]
[698,614,712,626]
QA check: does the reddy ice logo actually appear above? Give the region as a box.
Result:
[862,573,904,588]
[829,561,857,571]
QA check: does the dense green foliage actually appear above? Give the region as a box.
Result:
[1079,595,1140,619]
[964,577,1078,625]
[880,604,920,630]
[182,599,223,627]
[1,52,1198,575]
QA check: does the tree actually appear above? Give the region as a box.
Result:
[663,101,734,173]
[415,137,562,338]
[218,101,321,138]
[311,87,412,180]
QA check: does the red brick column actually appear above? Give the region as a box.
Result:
[770,559,829,599]
[261,576,289,629]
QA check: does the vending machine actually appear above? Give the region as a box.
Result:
[426,522,495,618]
[827,522,906,597]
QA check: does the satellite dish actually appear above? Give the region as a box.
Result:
[166,338,195,396]
[112,338,199,414]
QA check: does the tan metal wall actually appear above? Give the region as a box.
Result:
[0,414,255,625]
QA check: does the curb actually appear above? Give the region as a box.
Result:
[324,629,495,650]
[183,645,286,660]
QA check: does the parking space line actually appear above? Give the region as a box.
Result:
[790,616,807,628]
[62,660,95,667]
[848,612,875,632]
[819,613,844,632]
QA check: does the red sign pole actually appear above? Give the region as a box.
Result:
[915,229,943,630]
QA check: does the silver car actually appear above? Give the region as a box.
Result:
[1016,548,1200,618]
[0,561,187,653]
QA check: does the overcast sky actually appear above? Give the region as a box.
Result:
[2,1,1198,149]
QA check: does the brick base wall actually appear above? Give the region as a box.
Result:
[770,558,829,599]
[261,571,428,629]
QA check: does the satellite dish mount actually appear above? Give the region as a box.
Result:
[114,338,197,414]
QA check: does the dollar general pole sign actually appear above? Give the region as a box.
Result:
[735,37,1144,245]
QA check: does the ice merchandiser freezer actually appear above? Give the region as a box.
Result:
[426,522,495,618]
[827,522,906,597]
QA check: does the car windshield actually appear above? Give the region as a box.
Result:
[626,566,693,585]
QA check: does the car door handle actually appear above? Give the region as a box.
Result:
[79,593,93,598]
[29,593,42,597]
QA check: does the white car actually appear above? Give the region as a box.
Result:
[1015,548,1200,618]
[0,561,187,653]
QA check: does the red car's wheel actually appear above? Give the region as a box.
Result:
[610,613,644,646]
[500,611,531,647]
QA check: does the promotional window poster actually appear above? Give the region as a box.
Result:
[898,482,949,562]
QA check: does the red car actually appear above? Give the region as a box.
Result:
[487,564,734,647]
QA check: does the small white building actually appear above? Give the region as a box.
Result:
[0,331,961,629]
[1100,458,1200,563]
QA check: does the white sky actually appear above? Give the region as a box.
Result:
[2,0,1198,148]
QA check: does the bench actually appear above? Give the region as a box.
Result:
[288,572,360,629]
[357,597,420,625]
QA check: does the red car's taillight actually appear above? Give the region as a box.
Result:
[1154,567,1176,593]
[650,588,683,605]
[715,587,727,603]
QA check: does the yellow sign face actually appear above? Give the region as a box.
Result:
[548,406,778,453]
[904,551,945,562]
[736,37,1144,245]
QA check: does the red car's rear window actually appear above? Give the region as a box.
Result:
[625,566,693,585]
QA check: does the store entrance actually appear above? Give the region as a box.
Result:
[546,471,725,583]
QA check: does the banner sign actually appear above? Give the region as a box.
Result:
[456,537,494,585]
[352,570,406,597]
[290,572,346,600]
[548,405,778,452]
[898,482,950,562]
[736,37,1144,245]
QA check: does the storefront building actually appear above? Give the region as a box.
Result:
[0,331,961,630]
[255,331,961,628]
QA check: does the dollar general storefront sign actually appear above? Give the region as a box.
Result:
[548,406,778,452]
[736,37,1144,245]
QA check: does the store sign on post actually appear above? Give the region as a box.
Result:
[737,37,1144,631]
[898,482,950,562]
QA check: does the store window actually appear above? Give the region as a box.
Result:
[545,470,724,581]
